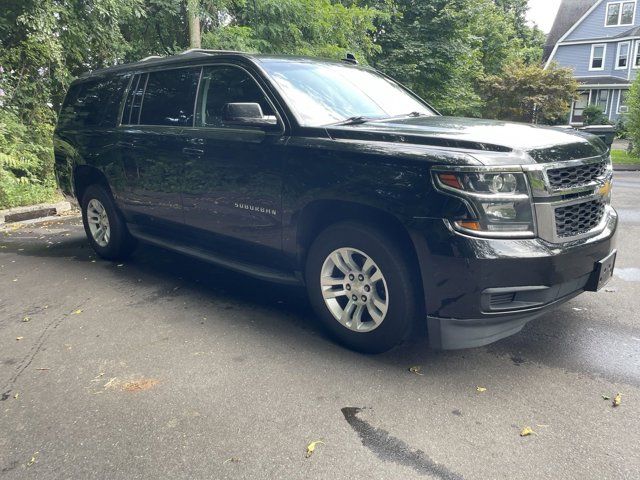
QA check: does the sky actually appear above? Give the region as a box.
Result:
[526,0,562,33]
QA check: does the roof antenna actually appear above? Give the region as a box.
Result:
[342,52,358,65]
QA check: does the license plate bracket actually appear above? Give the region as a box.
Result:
[586,250,617,292]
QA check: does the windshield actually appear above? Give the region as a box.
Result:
[259,60,435,126]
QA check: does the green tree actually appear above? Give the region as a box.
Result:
[481,61,578,124]
[626,76,640,153]
[369,0,544,116]
[201,0,383,60]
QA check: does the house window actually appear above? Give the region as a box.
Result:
[590,44,607,70]
[606,2,636,26]
[619,90,630,113]
[634,42,640,67]
[592,90,610,113]
[617,42,630,68]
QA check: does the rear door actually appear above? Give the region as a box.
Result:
[180,64,287,262]
[116,67,201,232]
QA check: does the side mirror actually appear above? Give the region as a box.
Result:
[222,102,279,129]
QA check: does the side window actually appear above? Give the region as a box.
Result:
[122,73,146,125]
[196,66,275,128]
[138,68,200,126]
[58,75,130,129]
[100,74,131,127]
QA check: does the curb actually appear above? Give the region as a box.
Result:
[613,164,640,171]
[0,201,73,225]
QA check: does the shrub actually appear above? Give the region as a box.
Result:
[582,105,610,126]
[0,108,59,209]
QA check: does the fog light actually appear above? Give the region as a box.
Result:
[483,202,517,220]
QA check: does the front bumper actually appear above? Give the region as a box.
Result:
[409,208,618,350]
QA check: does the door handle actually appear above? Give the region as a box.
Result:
[182,147,204,156]
[187,137,205,145]
[117,141,135,148]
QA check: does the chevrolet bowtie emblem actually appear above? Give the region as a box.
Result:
[598,180,612,197]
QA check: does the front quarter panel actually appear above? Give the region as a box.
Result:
[281,134,479,260]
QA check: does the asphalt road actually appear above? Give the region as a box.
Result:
[1,172,639,480]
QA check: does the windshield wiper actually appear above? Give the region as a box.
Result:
[329,116,373,126]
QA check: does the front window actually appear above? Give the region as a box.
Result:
[606,2,636,26]
[634,42,640,67]
[590,44,606,70]
[259,60,435,126]
[617,42,630,68]
[619,90,630,113]
[593,90,610,113]
[195,65,276,128]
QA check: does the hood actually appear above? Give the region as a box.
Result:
[326,116,608,164]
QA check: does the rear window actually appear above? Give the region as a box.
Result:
[58,75,130,129]
[138,68,201,126]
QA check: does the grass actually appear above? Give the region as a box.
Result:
[611,149,640,165]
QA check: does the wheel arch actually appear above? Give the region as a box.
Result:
[73,165,112,204]
[295,199,425,310]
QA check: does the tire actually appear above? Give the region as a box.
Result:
[305,221,419,353]
[81,184,137,260]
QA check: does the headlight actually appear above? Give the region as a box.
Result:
[433,168,536,238]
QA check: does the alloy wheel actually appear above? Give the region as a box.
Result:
[320,247,389,332]
[86,198,111,247]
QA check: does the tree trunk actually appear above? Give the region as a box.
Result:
[186,0,201,49]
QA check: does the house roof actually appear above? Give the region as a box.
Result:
[614,26,640,38]
[576,76,631,86]
[543,0,599,62]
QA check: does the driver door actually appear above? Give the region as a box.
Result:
[181,64,287,262]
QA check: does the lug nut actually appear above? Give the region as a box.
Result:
[352,294,358,301]
[361,295,367,302]
[346,284,351,291]
[349,274,355,281]
[358,274,365,281]
[364,285,371,292]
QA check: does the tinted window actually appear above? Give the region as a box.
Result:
[139,68,200,126]
[260,60,434,126]
[122,73,146,125]
[196,66,275,128]
[58,75,129,129]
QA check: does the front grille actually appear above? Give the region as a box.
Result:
[554,199,605,238]
[546,161,607,189]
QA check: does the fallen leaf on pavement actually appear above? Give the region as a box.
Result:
[121,378,159,392]
[223,457,240,464]
[71,309,82,315]
[16,336,24,341]
[476,386,487,393]
[22,316,31,322]
[27,452,38,466]
[14,393,19,399]
[602,394,610,400]
[408,366,423,375]
[306,440,324,458]
[520,427,534,437]
[613,393,622,407]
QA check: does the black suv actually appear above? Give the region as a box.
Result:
[54,50,618,353]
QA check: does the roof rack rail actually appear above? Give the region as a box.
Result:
[140,55,163,62]
[179,48,243,55]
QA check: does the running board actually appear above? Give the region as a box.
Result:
[129,227,302,286]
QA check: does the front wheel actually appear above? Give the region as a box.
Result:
[305,222,419,353]
[81,184,137,260]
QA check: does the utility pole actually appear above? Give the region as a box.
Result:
[186,0,201,48]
